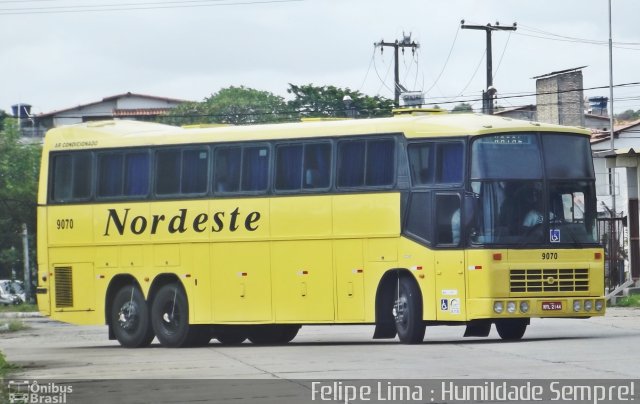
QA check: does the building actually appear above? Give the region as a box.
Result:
[20,92,190,139]
[534,66,586,127]
[591,120,640,284]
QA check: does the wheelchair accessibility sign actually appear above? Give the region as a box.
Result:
[441,299,448,311]
[550,229,561,243]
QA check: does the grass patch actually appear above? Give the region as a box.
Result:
[0,303,37,313]
[613,294,640,307]
[0,320,28,333]
[0,349,17,378]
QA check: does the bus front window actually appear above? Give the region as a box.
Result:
[469,133,598,246]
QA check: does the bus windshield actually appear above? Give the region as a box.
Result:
[469,133,598,246]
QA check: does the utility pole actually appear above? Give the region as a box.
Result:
[461,20,517,114]
[375,33,419,106]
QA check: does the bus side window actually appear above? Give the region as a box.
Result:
[408,143,434,186]
[214,147,241,193]
[337,138,395,189]
[242,146,269,192]
[124,152,149,196]
[436,194,461,245]
[276,144,303,191]
[303,143,331,189]
[337,140,365,187]
[436,143,463,184]
[51,152,93,202]
[181,149,208,194]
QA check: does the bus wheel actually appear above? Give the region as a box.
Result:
[248,325,300,345]
[150,284,194,348]
[495,319,528,340]
[394,276,426,344]
[111,285,154,348]
[214,325,247,345]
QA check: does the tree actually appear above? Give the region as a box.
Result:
[451,103,473,113]
[0,119,41,279]
[286,84,393,118]
[615,109,640,122]
[163,86,290,126]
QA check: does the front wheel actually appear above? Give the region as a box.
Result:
[394,276,426,344]
[110,285,155,348]
[151,283,198,347]
[495,319,528,340]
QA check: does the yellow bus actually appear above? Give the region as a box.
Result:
[36,112,605,347]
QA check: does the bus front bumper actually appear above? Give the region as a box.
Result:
[467,297,606,319]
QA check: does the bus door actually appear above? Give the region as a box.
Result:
[434,193,467,321]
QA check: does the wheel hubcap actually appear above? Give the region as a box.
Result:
[118,302,138,331]
[394,295,409,326]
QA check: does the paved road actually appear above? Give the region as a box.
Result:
[1,309,639,403]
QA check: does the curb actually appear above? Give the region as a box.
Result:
[0,312,43,319]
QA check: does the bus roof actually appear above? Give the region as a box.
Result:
[43,113,591,151]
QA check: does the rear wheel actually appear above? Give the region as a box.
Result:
[495,319,528,340]
[151,283,199,347]
[247,325,300,345]
[394,276,426,344]
[110,285,154,348]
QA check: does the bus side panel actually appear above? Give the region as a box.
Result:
[334,239,365,321]
[36,206,51,316]
[211,241,271,322]
[271,240,334,322]
[184,243,211,323]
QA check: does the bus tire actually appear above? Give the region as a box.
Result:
[150,283,195,348]
[394,276,426,344]
[110,285,155,348]
[247,325,300,345]
[495,319,528,340]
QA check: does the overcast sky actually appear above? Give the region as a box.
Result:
[1,0,639,115]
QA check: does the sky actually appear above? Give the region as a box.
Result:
[1,0,640,116]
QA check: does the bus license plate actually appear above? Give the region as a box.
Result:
[542,301,562,311]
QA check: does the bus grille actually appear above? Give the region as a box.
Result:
[510,268,589,293]
[54,267,73,308]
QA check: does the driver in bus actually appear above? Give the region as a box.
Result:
[522,186,553,227]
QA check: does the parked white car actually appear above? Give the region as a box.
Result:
[0,279,24,305]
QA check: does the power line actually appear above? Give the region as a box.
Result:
[0,0,302,15]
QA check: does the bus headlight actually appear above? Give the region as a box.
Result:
[519,301,530,313]
[573,300,582,312]
[507,301,517,313]
[494,301,504,314]
[584,300,593,311]
[595,300,604,311]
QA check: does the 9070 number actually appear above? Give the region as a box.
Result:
[56,219,74,230]
[541,252,558,260]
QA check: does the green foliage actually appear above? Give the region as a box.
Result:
[287,84,393,118]
[615,109,640,122]
[163,84,394,127]
[451,103,473,113]
[0,304,37,313]
[0,119,41,278]
[612,294,640,307]
[0,349,17,378]
[163,86,291,126]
